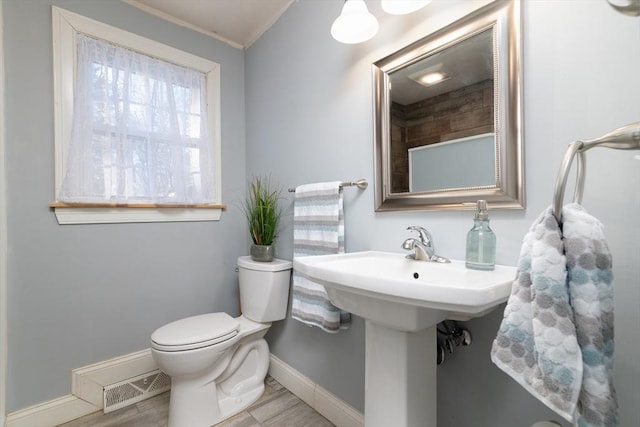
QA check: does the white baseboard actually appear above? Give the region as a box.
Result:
[5,395,97,427]
[268,354,364,427]
[6,349,158,427]
[6,350,364,427]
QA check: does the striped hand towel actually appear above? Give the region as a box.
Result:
[291,182,351,333]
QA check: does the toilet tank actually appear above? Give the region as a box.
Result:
[237,256,292,322]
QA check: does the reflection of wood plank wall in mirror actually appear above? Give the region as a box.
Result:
[391,103,408,193]
[390,79,494,193]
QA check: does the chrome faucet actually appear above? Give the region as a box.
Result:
[401,226,450,263]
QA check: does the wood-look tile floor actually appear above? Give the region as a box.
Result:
[58,377,335,427]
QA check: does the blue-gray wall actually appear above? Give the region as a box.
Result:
[246,1,640,426]
[4,0,247,412]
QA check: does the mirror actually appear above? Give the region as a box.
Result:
[373,0,523,211]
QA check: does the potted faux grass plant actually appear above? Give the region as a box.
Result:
[243,176,283,262]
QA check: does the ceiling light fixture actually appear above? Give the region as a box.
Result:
[331,0,379,44]
[381,0,432,15]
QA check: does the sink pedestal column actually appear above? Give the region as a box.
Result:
[364,321,437,427]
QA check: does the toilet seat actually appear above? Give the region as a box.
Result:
[151,312,239,352]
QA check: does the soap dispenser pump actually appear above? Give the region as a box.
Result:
[465,200,496,270]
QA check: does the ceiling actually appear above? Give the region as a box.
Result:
[123,0,295,49]
[123,0,493,104]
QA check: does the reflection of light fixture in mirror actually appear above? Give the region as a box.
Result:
[331,0,379,44]
[410,71,451,87]
[381,0,432,15]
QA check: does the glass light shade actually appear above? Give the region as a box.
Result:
[331,0,379,44]
[381,0,431,15]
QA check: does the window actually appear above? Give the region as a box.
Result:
[51,7,223,224]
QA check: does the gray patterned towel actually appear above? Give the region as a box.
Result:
[491,204,617,426]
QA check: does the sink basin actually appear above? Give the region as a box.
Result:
[294,250,518,427]
[293,251,517,331]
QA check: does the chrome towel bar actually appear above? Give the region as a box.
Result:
[288,179,368,193]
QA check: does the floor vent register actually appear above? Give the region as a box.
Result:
[103,370,171,413]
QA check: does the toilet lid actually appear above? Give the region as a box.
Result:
[151,313,239,351]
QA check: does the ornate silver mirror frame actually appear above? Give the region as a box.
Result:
[373,0,524,211]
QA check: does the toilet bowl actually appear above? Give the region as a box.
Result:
[150,256,292,427]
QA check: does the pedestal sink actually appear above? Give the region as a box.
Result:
[293,251,517,427]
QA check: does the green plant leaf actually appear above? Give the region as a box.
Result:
[242,175,282,246]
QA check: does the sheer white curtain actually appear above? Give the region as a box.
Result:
[59,34,215,204]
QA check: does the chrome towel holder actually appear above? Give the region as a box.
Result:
[606,0,640,17]
[552,122,640,221]
[287,179,368,193]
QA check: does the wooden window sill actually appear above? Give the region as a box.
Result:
[49,202,226,209]
[50,202,225,224]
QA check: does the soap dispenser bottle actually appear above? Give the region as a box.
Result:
[465,200,496,270]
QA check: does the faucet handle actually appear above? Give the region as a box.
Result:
[406,226,432,245]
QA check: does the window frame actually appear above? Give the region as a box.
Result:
[51,6,223,224]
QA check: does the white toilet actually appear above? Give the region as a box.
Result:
[150,256,292,427]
